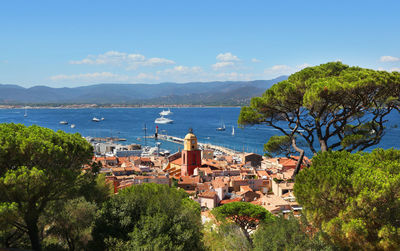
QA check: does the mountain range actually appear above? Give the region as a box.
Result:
[0,76,287,106]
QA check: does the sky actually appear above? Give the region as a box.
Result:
[0,0,399,87]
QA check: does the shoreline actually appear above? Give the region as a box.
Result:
[0,104,242,109]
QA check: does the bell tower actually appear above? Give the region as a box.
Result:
[181,128,202,176]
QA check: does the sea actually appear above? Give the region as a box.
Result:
[0,107,399,156]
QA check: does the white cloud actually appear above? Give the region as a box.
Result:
[212,61,235,70]
[296,63,311,70]
[216,52,240,62]
[251,58,261,63]
[215,72,253,81]
[158,65,203,75]
[390,68,400,72]
[380,56,400,62]
[50,72,119,81]
[136,73,159,80]
[264,65,292,74]
[70,51,175,70]
[49,72,159,83]
[263,63,311,77]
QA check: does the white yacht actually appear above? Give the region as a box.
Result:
[59,121,68,125]
[155,116,173,124]
[159,108,173,116]
[92,117,101,122]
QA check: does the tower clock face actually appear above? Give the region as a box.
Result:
[191,140,196,144]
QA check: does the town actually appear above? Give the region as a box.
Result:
[89,128,308,219]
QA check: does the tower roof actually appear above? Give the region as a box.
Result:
[184,128,197,140]
[184,133,197,140]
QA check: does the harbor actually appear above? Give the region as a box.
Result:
[148,134,241,155]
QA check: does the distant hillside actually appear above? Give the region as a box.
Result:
[0,76,287,106]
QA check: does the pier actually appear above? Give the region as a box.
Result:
[148,134,241,156]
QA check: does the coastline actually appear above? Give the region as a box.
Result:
[0,104,242,109]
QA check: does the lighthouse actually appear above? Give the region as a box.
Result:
[181,128,202,176]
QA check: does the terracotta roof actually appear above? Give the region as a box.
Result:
[199,191,217,199]
[220,197,242,204]
[112,167,125,172]
[240,185,253,193]
[179,175,200,184]
[171,157,182,165]
[212,179,227,188]
[196,182,211,191]
[257,170,269,178]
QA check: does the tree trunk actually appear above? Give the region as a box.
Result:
[320,139,328,152]
[291,137,305,179]
[26,218,41,251]
[242,227,253,247]
[292,150,304,179]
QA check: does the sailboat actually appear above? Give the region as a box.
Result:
[216,120,226,131]
[232,126,235,136]
[24,107,28,117]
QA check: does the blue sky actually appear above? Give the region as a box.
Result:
[1,0,399,87]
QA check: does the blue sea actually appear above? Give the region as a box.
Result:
[0,107,399,156]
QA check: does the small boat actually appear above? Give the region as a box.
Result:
[232,126,235,136]
[159,108,173,116]
[59,121,68,125]
[155,116,173,124]
[70,124,76,128]
[24,107,28,117]
[92,117,101,122]
[216,122,226,131]
[101,117,105,121]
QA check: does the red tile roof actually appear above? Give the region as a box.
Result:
[220,197,242,204]
[199,191,217,199]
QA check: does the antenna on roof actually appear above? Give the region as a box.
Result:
[143,124,147,146]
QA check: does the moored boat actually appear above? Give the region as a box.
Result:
[155,116,173,124]
[159,108,173,116]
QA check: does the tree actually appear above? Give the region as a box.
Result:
[294,149,400,250]
[91,183,204,251]
[44,197,97,251]
[252,214,333,251]
[211,202,274,245]
[239,62,400,174]
[0,123,93,251]
[203,221,252,251]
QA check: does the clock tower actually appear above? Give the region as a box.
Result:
[181,128,202,176]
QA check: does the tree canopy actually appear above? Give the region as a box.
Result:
[252,215,333,251]
[239,62,400,159]
[212,202,274,244]
[294,149,400,250]
[0,123,93,250]
[91,183,204,251]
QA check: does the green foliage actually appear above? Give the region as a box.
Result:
[203,222,252,251]
[294,149,400,250]
[43,197,97,251]
[0,123,93,250]
[212,202,274,244]
[239,62,400,154]
[252,215,333,251]
[91,183,204,251]
[263,135,296,157]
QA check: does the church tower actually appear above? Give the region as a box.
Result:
[181,128,202,176]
